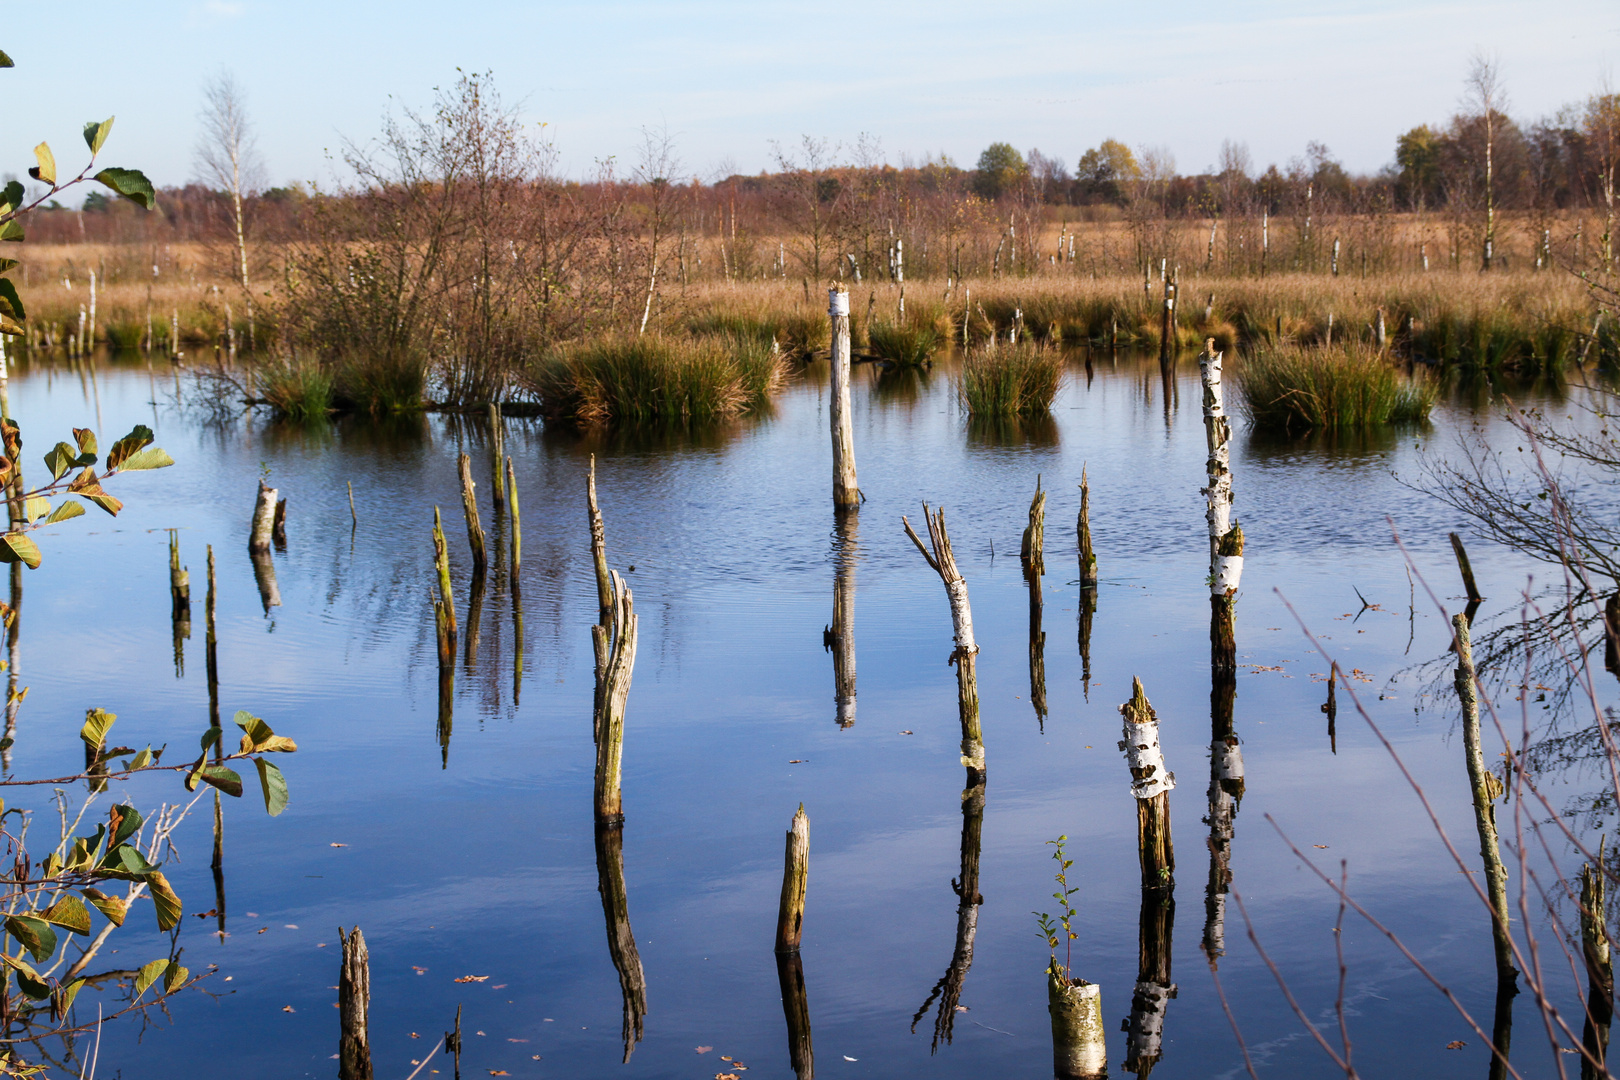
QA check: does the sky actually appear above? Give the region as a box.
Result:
[6,0,1619,198]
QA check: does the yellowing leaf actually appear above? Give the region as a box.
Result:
[0,533,41,569]
[133,957,166,1001]
[82,888,127,927]
[42,500,84,524]
[147,872,182,931]
[39,895,91,936]
[79,708,115,751]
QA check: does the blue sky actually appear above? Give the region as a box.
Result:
[7,0,1619,194]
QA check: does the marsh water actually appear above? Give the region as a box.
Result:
[4,347,1611,1079]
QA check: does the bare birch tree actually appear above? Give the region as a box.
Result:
[1463,52,1507,271]
[195,70,263,346]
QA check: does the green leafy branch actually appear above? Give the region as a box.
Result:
[0,47,156,337]
[1032,834,1080,979]
[0,708,296,1043]
[0,422,174,571]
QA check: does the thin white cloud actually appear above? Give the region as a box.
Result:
[199,0,246,17]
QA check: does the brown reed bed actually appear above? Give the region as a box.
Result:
[1236,342,1437,433]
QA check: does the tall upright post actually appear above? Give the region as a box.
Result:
[594,571,638,822]
[487,403,506,513]
[829,286,861,511]
[1121,678,1175,889]
[588,455,613,625]
[1580,839,1613,1080]
[338,926,372,1080]
[248,480,277,555]
[506,456,521,597]
[775,805,810,953]
[1454,614,1516,988]
[457,452,487,576]
[1200,340,1243,677]
[1077,467,1098,588]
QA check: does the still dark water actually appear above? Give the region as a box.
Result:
[3,349,1607,1079]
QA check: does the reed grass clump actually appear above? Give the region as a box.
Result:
[333,347,429,414]
[960,342,1064,416]
[1237,343,1435,433]
[867,318,942,367]
[524,333,785,423]
[258,358,335,422]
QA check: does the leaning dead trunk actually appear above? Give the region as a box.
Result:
[903,504,983,778]
[594,571,638,822]
[1454,614,1516,988]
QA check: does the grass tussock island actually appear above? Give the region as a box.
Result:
[1237,343,1438,433]
[521,334,786,424]
[960,341,1065,416]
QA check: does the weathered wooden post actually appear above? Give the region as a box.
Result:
[1450,532,1484,606]
[1048,973,1106,1080]
[588,456,612,625]
[205,545,219,719]
[775,805,810,953]
[506,456,521,596]
[457,452,487,576]
[1454,614,1516,988]
[487,403,506,513]
[1021,476,1046,576]
[248,479,276,555]
[1077,467,1098,589]
[1120,678,1174,889]
[272,497,288,547]
[903,505,983,780]
[594,820,648,1063]
[1580,840,1613,1079]
[1375,306,1388,353]
[338,926,372,1080]
[168,530,191,622]
[432,507,458,657]
[829,286,861,511]
[594,571,638,822]
[1158,269,1177,370]
[348,480,357,530]
[1201,340,1243,677]
[1605,592,1620,677]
